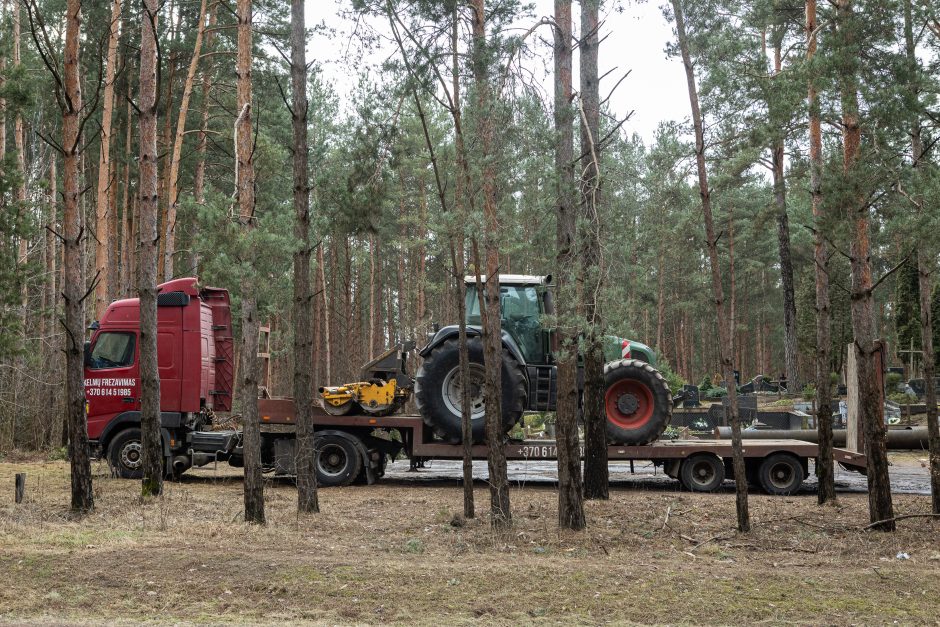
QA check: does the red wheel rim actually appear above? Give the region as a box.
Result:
[605,379,654,429]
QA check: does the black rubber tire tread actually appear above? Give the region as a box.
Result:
[108,428,144,479]
[757,452,804,495]
[414,336,526,443]
[679,453,726,492]
[315,434,361,488]
[602,359,672,445]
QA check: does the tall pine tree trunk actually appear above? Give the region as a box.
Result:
[470,0,511,528]
[450,7,475,520]
[93,0,122,320]
[553,0,585,529]
[139,0,163,498]
[903,0,939,514]
[13,4,28,339]
[291,0,318,515]
[770,39,799,394]
[837,0,893,531]
[672,0,749,532]
[236,0,264,525]
[580,0,609,501]
[164,0,208,279]
[62,0,94,512]
[807,0,835,504]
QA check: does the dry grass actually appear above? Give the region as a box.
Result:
[1,460,939,626]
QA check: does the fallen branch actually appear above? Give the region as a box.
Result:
[862,513,940,530]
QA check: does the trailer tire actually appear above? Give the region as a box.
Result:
[315,435,361,487]
[415,337,526,443]
[758,453,804,495]
[108,428,145,479]
[603,359,672,445]
[680,453,725,492]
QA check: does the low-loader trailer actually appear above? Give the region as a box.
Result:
[84,278,866,494]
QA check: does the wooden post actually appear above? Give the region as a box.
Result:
[15,473,25,503]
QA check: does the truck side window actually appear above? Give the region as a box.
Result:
[90,332,136,369]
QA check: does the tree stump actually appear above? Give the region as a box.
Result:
[15,473,25,504]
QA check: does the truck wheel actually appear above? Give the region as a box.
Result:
[108,428,144,479]
[315,435,361,487]
[415,337,526,444]
[680,453,725,492]
[758,453,804,495]
[603,359,672,445]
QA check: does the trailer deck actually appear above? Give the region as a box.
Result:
[256,399,868,477]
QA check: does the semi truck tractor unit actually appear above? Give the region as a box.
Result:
[85,277,867,493]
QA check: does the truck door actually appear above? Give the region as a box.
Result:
[85,330,140,439]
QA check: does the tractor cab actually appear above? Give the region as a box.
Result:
[462,274,656,367]
[464,274,551,366]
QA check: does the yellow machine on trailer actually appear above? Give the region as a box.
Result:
[318,343,414,416]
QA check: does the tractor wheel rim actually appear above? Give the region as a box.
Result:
[605,379,655,429]
[121,441,142,470]
[317,444,347,477]
[442,364,486,420]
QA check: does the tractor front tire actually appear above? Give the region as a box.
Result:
[415,337,526,444]
[603,359,672,445]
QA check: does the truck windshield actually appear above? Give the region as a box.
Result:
[90,332,136,369]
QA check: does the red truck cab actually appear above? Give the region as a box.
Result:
[84,278,233,474]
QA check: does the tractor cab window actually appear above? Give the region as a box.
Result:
[500,285,543,363]
[89,332,136,369]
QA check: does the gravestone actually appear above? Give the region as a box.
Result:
[681,384,700,408]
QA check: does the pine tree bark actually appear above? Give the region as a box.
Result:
[191,3,216,277]
[93,0,122,320]
[553,0,585,530]
[580,0,609,501]
[43,158,57,342]
[236,0,264,525]
[121,97,134,297]
[470,0,511,528]
[291,0,318,515]
[451,6,474,519]
[13,4,28,336]
[836,0,893,531]
[164,0,208,279]
[770,39,800,395]
[672,0,749,531]
[904,0,939,514]
[139,0,163,498]
[918,253,940,513]
[62,0,94,512]
[807,0,835,504]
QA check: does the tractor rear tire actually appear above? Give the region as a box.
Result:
[415,336,526,444]
[603,359,672,445]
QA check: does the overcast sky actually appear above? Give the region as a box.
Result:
[305,1,690,144]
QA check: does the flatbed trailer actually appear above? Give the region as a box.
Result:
[244,399,867,495]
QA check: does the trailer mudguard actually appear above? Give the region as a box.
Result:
[419,325,528,372]
[316,429,376,485]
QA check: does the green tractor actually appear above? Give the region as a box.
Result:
[414,275,672,444]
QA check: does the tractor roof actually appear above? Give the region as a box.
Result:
[463,274,551,286]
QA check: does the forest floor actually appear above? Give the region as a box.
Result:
[1,459,939,625]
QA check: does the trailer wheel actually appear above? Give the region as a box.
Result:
[758,453,804,495]
[315,435,361,487]
[415,337,526,443]
[603,359,672,445]
[108,428,144,479]
[679,453,725,492]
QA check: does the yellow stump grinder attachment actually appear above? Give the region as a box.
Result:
[318,342,414,417]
